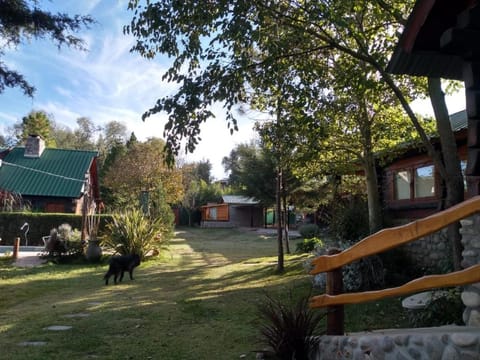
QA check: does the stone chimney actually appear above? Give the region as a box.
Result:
[24,135,45,158]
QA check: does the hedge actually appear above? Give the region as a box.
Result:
[0,212,111,246]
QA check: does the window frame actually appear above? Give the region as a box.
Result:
[390,161,438,203]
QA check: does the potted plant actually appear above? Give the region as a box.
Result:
[85,203,102,261]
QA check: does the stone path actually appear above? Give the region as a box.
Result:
[18,304,101,347]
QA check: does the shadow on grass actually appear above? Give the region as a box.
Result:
[0,227,405,359]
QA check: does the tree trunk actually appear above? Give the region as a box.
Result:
[364,152,383,233]
[428,77,464,270]
[282,190,290,254]
[276,167,284,273]
[359,98,383,234]
[381,72,448,181]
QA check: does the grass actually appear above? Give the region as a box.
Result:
[0,227,408,359]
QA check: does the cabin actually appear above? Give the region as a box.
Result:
[201,195,263,228]
[381,110,468,220]
[387,0,480,198]
[0,135,100,214]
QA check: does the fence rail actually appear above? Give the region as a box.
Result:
[309,195,480,334]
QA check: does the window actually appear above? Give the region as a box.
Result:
[414,165,435,198]
[395,171,411,200]
[393,165,436,200]
[208,207,217,220]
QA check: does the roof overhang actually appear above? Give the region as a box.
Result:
[387,0,478,80]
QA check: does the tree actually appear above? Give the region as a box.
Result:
[103,138,183,210]
[223,142,276,207]
[126,0,464,266]
[196,160,213,184]
[180,161,219,226]
[15,110,56,147]
[72,117,98,150]
[96,121,128,172]
[223,140,290,269]
[102,121,128,151]
[0,0,94,96]
[51,121,77,149]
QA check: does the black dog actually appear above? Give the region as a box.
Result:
[104,254,141,285]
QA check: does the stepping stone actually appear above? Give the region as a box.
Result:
[64,313,90,318]
[44,325,72,331]
[19,341,47,346]
[87,302,102,306]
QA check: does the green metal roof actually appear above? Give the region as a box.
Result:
[449,110,467,132]
[0,147,97,198]
[222,195,259,205]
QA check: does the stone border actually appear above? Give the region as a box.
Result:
[312,326,480,359]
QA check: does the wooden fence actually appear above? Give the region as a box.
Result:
[309,195,480,335]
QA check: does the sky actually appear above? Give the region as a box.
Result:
[0,0,257,180]
[0,1,467,180]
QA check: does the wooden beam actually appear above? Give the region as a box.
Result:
[441,28,480,55]
[310,264,480,308]
[310,196,480,274]
[457,4,480,30]
[326,248,343,335]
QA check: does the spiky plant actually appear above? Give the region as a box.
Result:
[102,207,173,259]
[257,293,325,359]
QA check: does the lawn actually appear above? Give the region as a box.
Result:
[0,227,408,359]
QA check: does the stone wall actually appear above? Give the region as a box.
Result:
[313,326,480,360]
[460,215,480,326]
[401,228,451,273]
[200,220,235,228]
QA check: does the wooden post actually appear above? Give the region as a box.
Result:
[13,237,20,259]
[326,248,344,335]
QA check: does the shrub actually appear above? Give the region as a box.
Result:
[407,288,463,327]
[257,292,325,359]
[298,224,320,239]
[102,208,173,260]
[308,241,385,292]
[329,197,369,241]
[43,223,84,261]
[380,248,422,287]
[296,237,323,253]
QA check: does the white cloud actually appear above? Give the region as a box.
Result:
[0,1,257,179]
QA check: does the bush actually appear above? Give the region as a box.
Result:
[298,224,320,239]
[407,288,463,327]
[0,212,111,246]
[380,248,422,287]
[43,223,84,261]
[102,208,173,260]
[308,241,385,292]
[257,292,325,359]
[296,237,323,253]
[329,197,369,241]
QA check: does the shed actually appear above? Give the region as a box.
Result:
[201,195,263,228]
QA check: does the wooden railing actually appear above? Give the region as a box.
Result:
[309,195,480,335]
